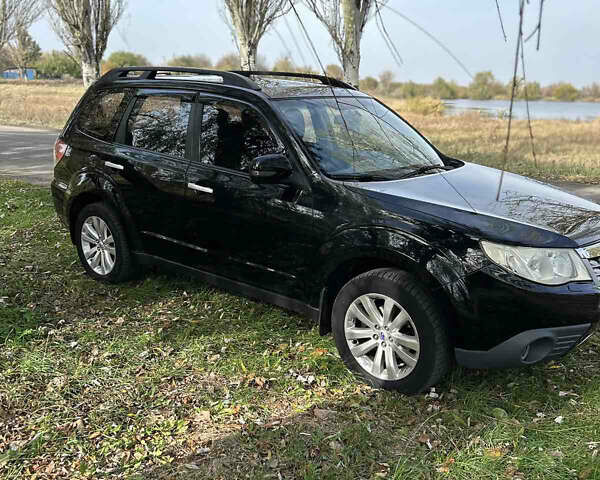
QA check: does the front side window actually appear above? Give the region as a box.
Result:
[78,89,130,141]
[199,99,280,173]
[126,95,192,158]
[276,97,442,177]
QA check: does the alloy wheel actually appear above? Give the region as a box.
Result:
[344,293,420,380]
[81,216,116,276]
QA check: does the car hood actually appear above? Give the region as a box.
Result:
[347,162,600,248]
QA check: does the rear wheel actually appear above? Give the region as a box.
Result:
[75,203,137,283]
[332,268,452,393]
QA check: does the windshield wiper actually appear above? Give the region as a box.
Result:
[397,164,453,180]
[328,173,392,182]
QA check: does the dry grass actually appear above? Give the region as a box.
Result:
[0,81,599,182]
[0,80,85,130]
[403,111,600,183]
[385,96,446,116]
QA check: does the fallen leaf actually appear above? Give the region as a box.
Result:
[194,410,211,423]
[313,408,336,420]
[491,407,508,419]
[484,448,504,458]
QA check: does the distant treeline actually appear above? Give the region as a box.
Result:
[362,71,600,102]
[24,50,600,102]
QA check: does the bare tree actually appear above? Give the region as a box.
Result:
[0,0,43,51]
[222,0,291,71]
[6,27,41,78]
[47,0,127,87]
[304,0,383,87]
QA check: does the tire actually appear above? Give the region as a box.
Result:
[74,202,137,283]
[332,268,452,393]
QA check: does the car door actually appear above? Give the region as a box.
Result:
[182,95,316,299]
[106,88,197,260]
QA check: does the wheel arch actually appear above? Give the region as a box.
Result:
[314,229,464,339]
[66,173,142,251]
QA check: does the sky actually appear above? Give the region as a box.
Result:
[30,0,600,88]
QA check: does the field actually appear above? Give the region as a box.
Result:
[1,81,600,183]
[1,180,600,479]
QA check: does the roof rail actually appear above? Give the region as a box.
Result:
[96,67,261,90]
[231,71,356,90]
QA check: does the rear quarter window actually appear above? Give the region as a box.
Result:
[77,89,131,142]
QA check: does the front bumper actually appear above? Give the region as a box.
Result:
[455,323,593,368]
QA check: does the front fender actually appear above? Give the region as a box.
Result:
[311,225,489,324]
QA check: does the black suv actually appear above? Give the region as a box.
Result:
[51,67,598,393]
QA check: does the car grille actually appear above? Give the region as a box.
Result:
[547,324,592,360]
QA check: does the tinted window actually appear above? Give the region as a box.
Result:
[276,97,441,176]
[78,89,129,141]
[199,100,279,173]
[126,95,192,158]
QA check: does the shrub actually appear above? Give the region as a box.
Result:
[35,51,82,79]
[360,76,378,91]
[551,82,580,102]
[469,71,506,100]
[101,51,150,73]
[166,54,212,69]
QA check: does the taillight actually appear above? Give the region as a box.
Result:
[54,138,68,165]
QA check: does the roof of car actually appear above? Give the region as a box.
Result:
[96,67,369,99]
[251,76,370,99]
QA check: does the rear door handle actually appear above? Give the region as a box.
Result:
[187,183,213,194]
[105,161,124,171]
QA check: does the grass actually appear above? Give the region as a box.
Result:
[0,80,85,129]
[1,179,599,479]
[1,80,600,183]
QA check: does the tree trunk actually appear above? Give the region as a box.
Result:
[342,53,360,88]
[239,41,256,71]
[81,58,99,88]
[341,0,362,88]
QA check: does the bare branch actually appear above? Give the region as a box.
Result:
[303,0,383,87]
[520,35,537,168]
[222,0,292,70]
[523,0,544,50]
[47,0,127,87]
[374,0,402,69]
[0,0,44,50]
[384,4,473,80]
[494,0,507,42]
[496,0,525,201]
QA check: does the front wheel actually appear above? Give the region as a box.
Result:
[332,268,452,393]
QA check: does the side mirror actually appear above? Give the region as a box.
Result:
[249,154,293,183]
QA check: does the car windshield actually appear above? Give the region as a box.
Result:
[276,96,443,179]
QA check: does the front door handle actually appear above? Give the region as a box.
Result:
[105,161,124,171]
[187,183,213,194]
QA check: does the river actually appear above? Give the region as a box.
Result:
[443,99,600,121]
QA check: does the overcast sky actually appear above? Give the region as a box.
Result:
[30,0,599,87]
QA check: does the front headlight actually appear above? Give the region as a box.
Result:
[481,240,591,285]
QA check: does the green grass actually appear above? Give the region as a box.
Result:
[1,179,599,479]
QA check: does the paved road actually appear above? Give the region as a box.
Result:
[0,126,60,185]
[1,125,600,204]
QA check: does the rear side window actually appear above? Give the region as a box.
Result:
[199,99,280,173]
[126,95,192,158]
[78,89,129,142]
